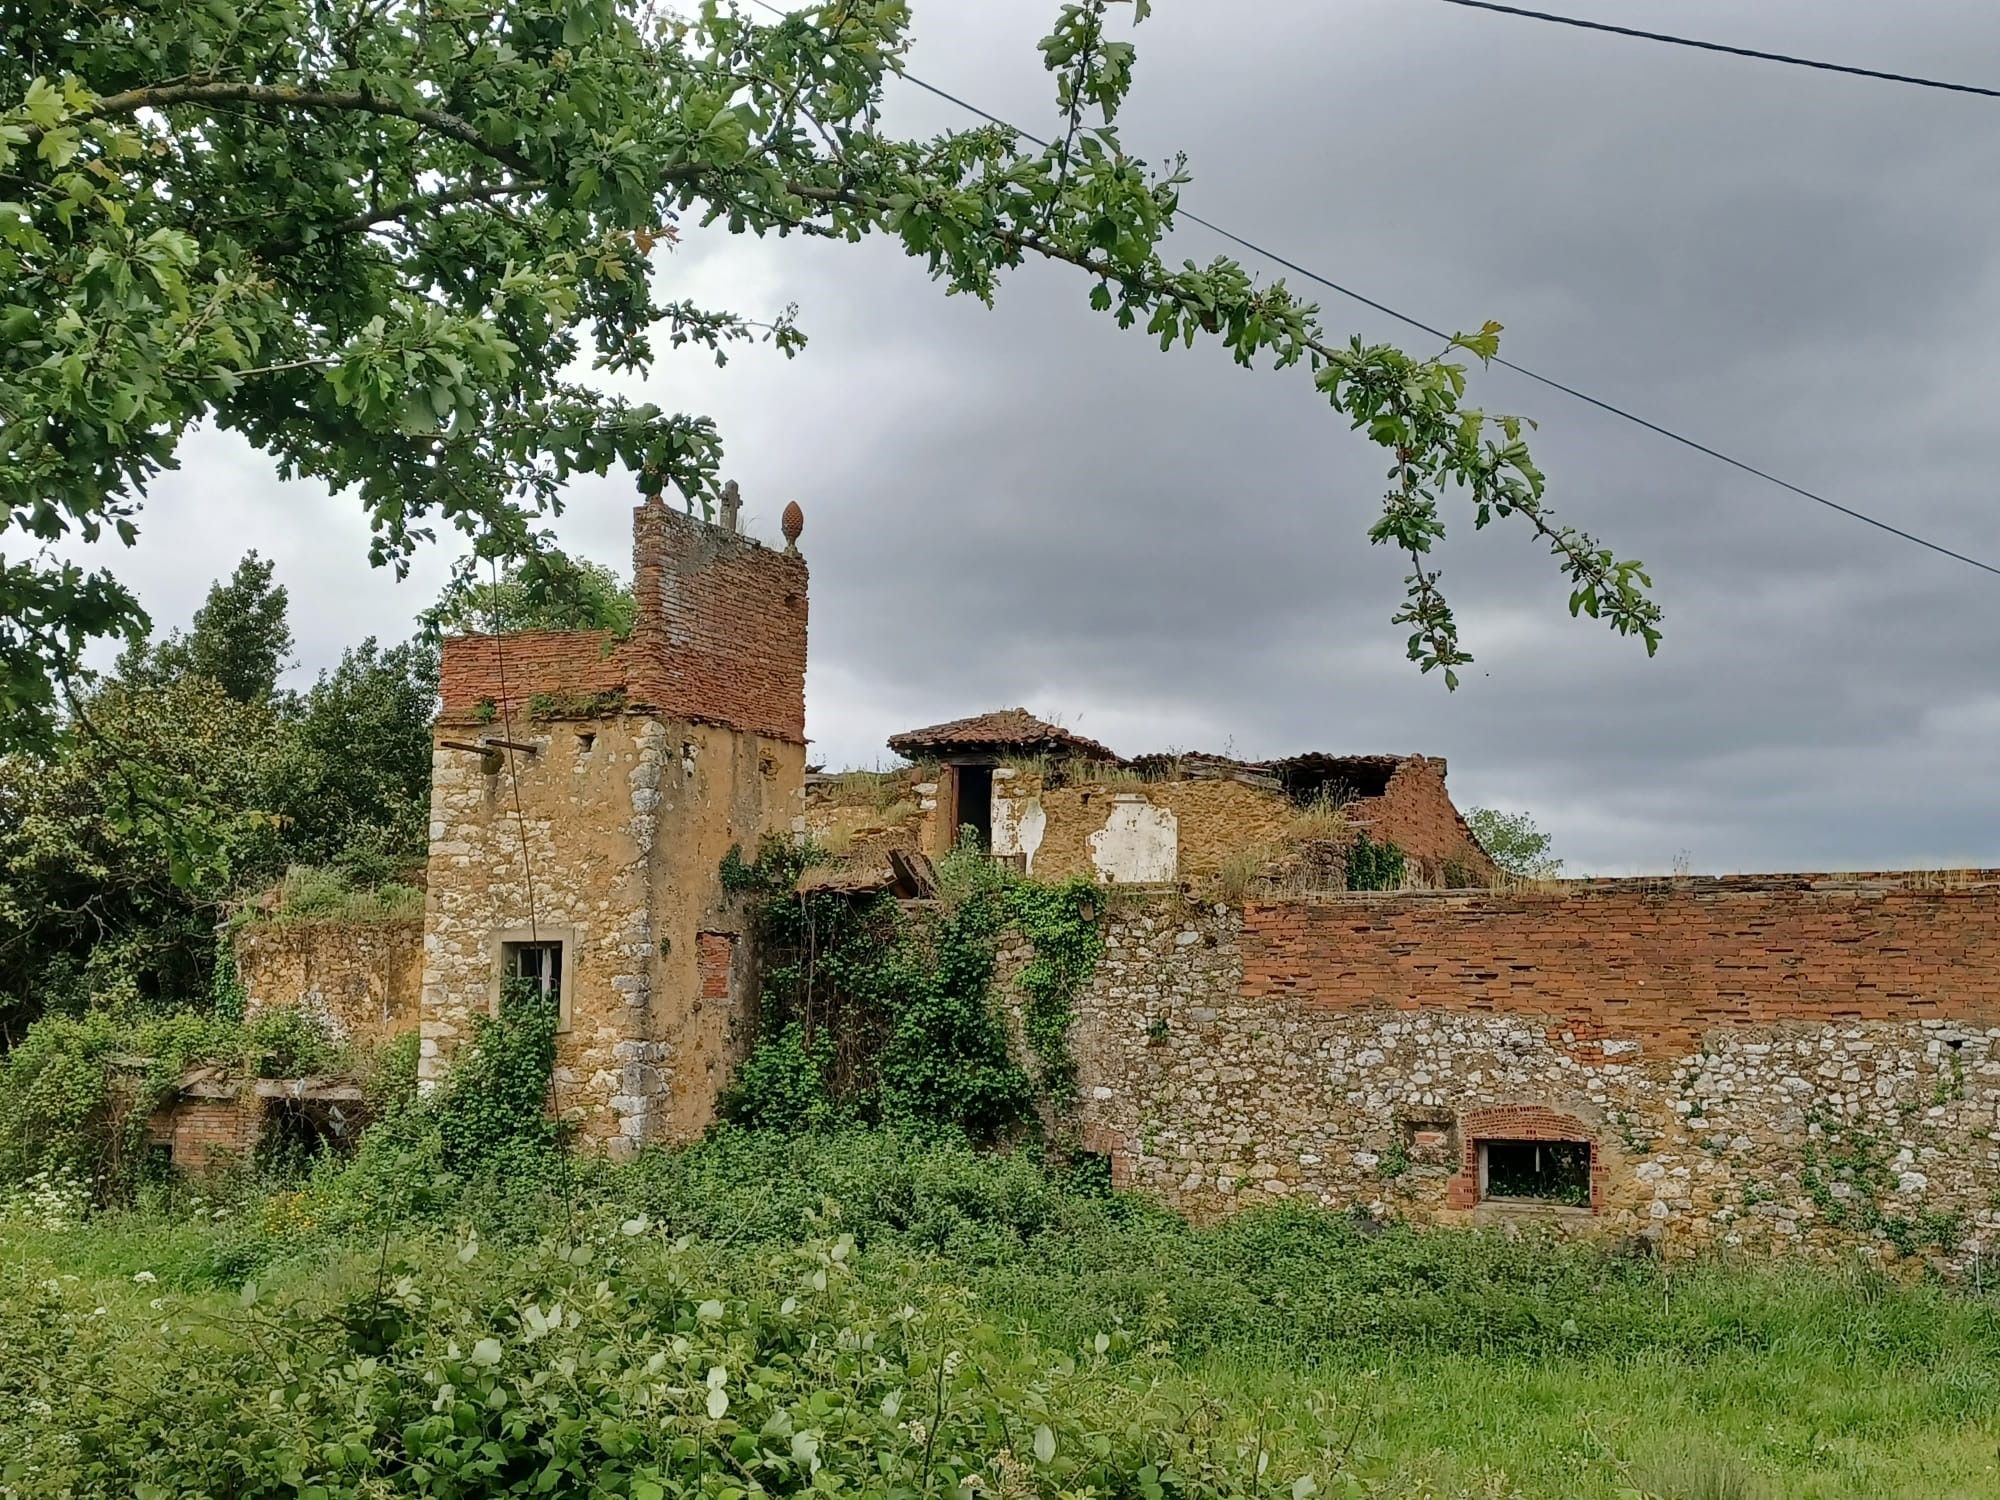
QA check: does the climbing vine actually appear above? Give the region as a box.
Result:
[717,836,1103,1141]
[434,978,561,1170]
[1798,1110,1963,1255]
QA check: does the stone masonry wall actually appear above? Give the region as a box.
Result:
[235,918,423,1045]
[419,713,802,1152]
[421,715,660,1145]
[1064,879,2000,1271]
[994,773,1296,884]
[987,759,1490,887]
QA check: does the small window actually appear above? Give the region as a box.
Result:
[1479,1138,1590,1206]
[500,939,567,1028]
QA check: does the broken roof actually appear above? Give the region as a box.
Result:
[1126,750,1414,802]
[887,708,1119,763]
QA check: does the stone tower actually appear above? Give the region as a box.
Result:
[419,496,808,1153]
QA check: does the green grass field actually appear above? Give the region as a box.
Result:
[4,1130,1997,1499]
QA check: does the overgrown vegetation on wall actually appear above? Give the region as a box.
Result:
[1343,832,1407,891]
[717,838,1102,1141]
[0,1007,349,1203]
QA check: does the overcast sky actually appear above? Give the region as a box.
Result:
[72,0,2000,875]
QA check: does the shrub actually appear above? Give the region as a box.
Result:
[716,1022,844,1133]
[0,1222,1331,1500]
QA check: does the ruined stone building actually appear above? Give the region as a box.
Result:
[217,494,2000,1269]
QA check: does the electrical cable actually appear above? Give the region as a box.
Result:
[885,48,2000,578]
[1432,1,2000,101]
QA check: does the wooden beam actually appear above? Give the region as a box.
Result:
[481,736,540,755]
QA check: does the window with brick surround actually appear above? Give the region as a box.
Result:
[1479,1139,1590,1206]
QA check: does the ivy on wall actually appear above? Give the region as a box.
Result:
[717,837,1103,1141]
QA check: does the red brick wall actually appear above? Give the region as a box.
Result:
[1346,757,1492,878]
[439,630,625,720]
[628,500,808,743]
[165,1096,263,1174]
[1241,874,2000,1055]
[696,932,736,1004]
[438,501,808,743]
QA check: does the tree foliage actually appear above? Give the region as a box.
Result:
[0,555,436,1040]
[1467,806,1563,880]
[272,636,438,880]
[119,552,294,703]
[422,548,635,638]
[2,0,1663,752]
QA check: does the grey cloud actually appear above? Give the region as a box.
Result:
[82,0,2000,876]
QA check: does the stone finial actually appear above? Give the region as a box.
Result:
[718,479,742,533]
[780,500,804,555]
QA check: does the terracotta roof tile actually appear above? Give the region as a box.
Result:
[887,707,1118,762]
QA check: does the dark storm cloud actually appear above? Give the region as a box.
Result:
[99,0,2000,873]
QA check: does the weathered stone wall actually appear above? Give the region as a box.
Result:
[986,759,1489,887]
[420,714,800,1150]
[235,919,423,1044]
[1065,879,2000,1270]
[994,773,1296,884]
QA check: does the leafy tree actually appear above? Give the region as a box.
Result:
[119,552,294,703]
[1467,807,1563,880]
[0,557,437,1041]
[0,677,289,1042]
[423,548,635,637]
[1,0,1663,754]
[273,636,439,880]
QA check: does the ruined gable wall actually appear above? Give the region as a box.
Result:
[1062,879,2000,1270]
[236,919,423,1045]
[1344,756,1492,879]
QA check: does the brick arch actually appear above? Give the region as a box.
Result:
[1446,1104,1599,1212]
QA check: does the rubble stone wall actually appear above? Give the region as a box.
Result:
[986,759,1490,887]
[235,919,423,1045]
[1063,878,2000,1270]
[418,713,800,1152]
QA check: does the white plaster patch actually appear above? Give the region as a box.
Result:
[993,795,1048,874]
[1088,794,1177,884]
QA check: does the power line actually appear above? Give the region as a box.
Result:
[743,0,2000,579]
[1433,0,2000,100]
[884,74,2000,578]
